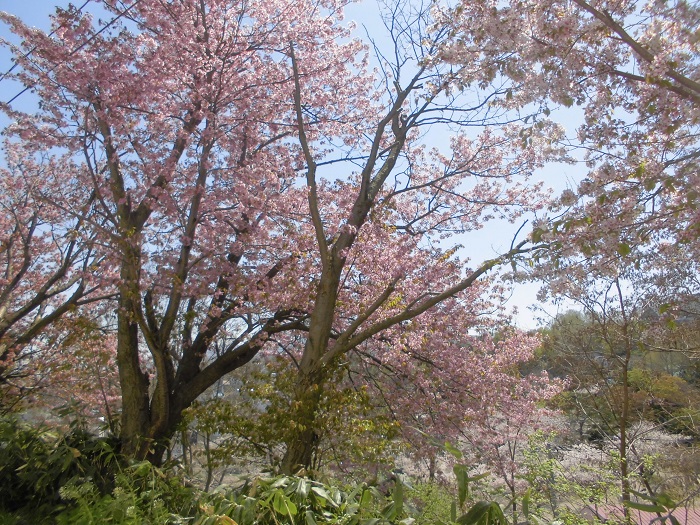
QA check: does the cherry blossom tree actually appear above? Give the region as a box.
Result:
[441,0,700,252]
[2,0,375,459]
[0,139,106,411]
[274,0,567,473]
[1,0,563,468]
[459,363,559,523]
[436,3,700,511]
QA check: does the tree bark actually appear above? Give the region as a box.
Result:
[280,276,339,474]
[116,258,151,458]
[280,369,325,474]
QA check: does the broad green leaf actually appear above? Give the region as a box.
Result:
[656,492,676,508]
[273,491,291,516]
[486,504,508,525]
[305,511,317,525]
[617,243,631,256]
[444,442,463,459]
[360,488,373,507]
[522,489,530,518]
[272,477,289,489]
[454,464,468,507]
[286,499,298,517]
[381,501,397,521]
[393,480,404,515]
[467,473,489,483]
[297,478,309,499]
[311,486,330,501]
[457,501,491,525]
[625,501,666,513]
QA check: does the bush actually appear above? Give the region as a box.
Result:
[0,417,121,520]
[194,475,410,525]
[55,461,198,525]
[0,416,509,525]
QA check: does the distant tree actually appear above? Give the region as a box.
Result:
[539,293,700,516]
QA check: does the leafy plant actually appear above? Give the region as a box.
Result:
[411,435,508,525]
[0,416,121,519]
[194,475,411,525]
[56,461,198,525]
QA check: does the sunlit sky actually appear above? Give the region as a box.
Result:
[0,0,585,329]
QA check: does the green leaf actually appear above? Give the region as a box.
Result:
[272,476,290,489]
[311,486,330,502]
[457,501,491,525]
[659,303,672,314]
[467,473,489,483]
[360,488,373,508]
[486,504,508,525]
[444,442,463,459]
[625,501,666,513]
[531,227,544,243]
[393,480,404,515]
[305,512,318,525]
[522,489,530,518]
[271,491,283,513]
[454,465,469,507]
[456,501,507,525]
[297,478,309,499]
[381,501,397,521]
[656,493,676,508]
[616,243,631,256]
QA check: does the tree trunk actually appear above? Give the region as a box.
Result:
[280,265,342,474]
[116,272,151,458]
[616,279,632,524]
[280,368,325,474]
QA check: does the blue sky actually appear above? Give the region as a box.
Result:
[0,0,584,329]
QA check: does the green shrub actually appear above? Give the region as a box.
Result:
[0,416,508,525]
[0,417,121,520]
[55,461,198,525]
[194,475,410,525]
[407,482,453,525]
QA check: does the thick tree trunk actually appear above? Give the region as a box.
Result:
[280,368,325,474]
[115,240,178,462]
[280,274,340,474]
[146,401,189,465]
[116,312,151,457]
[116,250,151,458]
